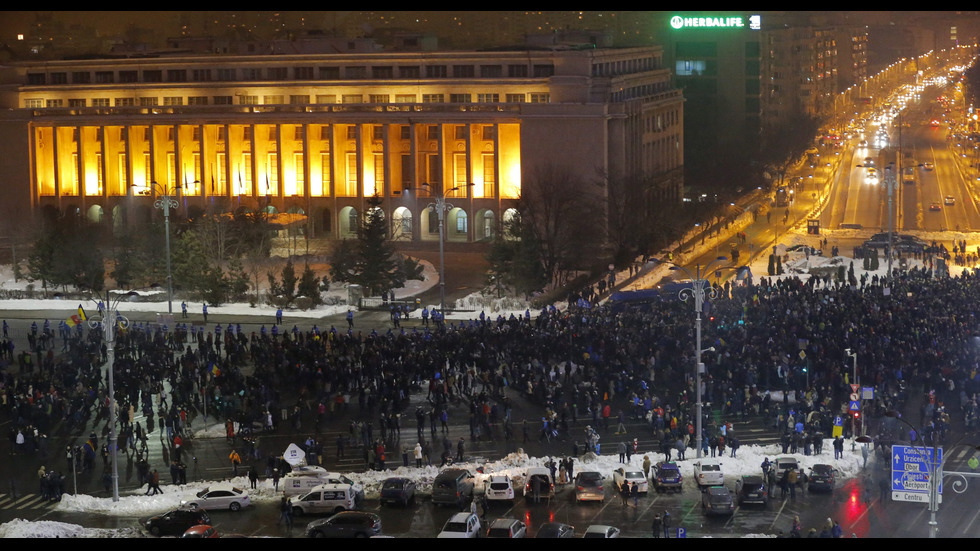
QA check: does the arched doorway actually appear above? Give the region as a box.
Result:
[86,204,104,224]
[475,209,495,241]
[392,206,413,241]
[446,207,468,242]
[338,206,358,238]
[502,208,520,240]
[112,204,126,235]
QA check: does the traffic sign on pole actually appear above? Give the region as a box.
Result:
[891,445,942,503]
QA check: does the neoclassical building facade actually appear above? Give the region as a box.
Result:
[0,45,684,245]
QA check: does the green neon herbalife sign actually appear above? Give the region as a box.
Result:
[669,15,760,30]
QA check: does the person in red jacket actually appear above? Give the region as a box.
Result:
[172,434,183,462]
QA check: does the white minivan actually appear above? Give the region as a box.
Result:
[290,483,358,516]
[281,466,364,502]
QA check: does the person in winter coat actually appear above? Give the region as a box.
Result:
[787,468,798,498]
[831,520,843,538]
[414,442,423,468]
[651,513,662,537]
[642,455,652,479]
[229,449,242,475]
[788,515,801,537]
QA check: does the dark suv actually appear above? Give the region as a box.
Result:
[652,462,683,493]
[305,511,382,538]
[432,468,475,509]
[379,477,416,507]
[145,508,211,537]
[807,464,838,492]
[735,475,768,506]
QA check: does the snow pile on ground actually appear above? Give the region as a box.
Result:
[0,436,869,538]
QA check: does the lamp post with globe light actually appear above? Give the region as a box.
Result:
[419,182,473,314]
[85,289,142,501]
[150,181,178,314]
[651,255,732,459]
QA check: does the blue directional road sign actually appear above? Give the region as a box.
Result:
[891,445,942,503]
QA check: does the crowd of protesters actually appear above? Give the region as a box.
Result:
[1,260,980,502]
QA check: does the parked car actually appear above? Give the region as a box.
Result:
[774,456,800,480]
[145,508,212,537]
[652,462,683,493]
[292,483,359,515]
[282,467,364,502]
[535,522,575,538]
[437,511,482,539]
[612,468,648,493]
[807,464,839,492]
[180,484,251,512]
[735,475,769,506]
[181,525,219,538]
[582,525,620,538]
[524,467,555,502]
[701,486,735,516]
[484,474,515,502]
[379,477,416,507]
[305,511,382,538]
[486,518,527,538]
[432,468,476,509]
[693,460,724,487]
[573,471,605,503]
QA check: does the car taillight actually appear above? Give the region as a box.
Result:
[597,485,603,491]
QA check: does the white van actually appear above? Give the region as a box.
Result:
[281,467,364,501]
[523,467,555,501]
[290,483,358,516]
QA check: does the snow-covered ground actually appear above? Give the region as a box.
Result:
[0,226,973,537]
[0,433,868,538]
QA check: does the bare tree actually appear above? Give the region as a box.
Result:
[519,162,605,287]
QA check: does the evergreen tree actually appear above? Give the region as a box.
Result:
[354,195,404,296]
[27,219,105,292]
[327,238,359,285]
[297,262,323,307]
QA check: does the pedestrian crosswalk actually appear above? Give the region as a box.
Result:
[0,493,62,510]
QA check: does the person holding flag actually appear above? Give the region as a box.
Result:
[65,305,87,328]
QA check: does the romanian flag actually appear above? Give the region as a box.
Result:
[210,363,220,377]
[66,305,87,327]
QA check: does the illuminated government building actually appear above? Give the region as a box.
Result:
[0,43,683,244]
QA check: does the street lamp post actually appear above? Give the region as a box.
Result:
[654,255,729,458]
[151,182,178,314]
[86,292,133,502]
[422,182,472,313]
